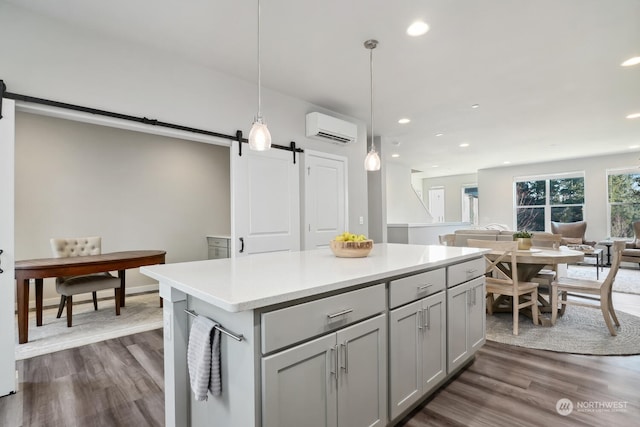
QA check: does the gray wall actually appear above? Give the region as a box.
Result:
[15,112,231,300]
[478,152,640,241]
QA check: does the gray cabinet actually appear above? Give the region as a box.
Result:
[207,236,230,259]
[262,314,386,427]
[446,276,485,373]
[389,291,446,420]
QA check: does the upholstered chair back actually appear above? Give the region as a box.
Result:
[550,221,593,245]
[50,237,102,258]
[633,221,640,243]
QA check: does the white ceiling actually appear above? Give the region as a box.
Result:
[7,0,640,178]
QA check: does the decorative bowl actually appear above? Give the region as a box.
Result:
[329,240,374,258]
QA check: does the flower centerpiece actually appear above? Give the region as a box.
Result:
[513,230,533,250]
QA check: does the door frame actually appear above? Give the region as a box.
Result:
[303,149,348,250]
[0,98,16,396]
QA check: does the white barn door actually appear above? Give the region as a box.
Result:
[303,151,347,249]
[0,99,16,396]
[231,143,300,256]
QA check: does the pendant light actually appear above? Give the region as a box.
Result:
[249,0,271,151]
[364,39,381,171]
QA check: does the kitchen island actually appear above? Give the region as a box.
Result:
[141,243,488,427]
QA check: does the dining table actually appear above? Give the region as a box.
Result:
[484,246,585,324]
[489,246,585,282]
[14,250,166,344]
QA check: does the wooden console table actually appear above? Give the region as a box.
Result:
[15,250,166,344]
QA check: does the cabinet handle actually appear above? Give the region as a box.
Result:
[466,268,477,276]
[416,284,432,293]
[327,308,353,319]
[417,309,423,330]
[423,307,430,330]
[330,345,339,385]
[341,341,350,374]
[239,237,245,253]
[0,249,3,274]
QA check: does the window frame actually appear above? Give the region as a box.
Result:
[513,171,586,232]
[606,166,640,238]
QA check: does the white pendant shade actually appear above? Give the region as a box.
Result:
[249,119,272,151]
[364,148,381,171]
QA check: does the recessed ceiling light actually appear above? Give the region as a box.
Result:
[391,153,400,158]
[435,133,443,137]
[627,112,640,119]
[471,104,479,109]
[621,56,640,67]
[630,145,640,149]
[406,21,429,37]
[431,165,439,168]
[459,143,469,147]
[398,118,411,124]
[503,161,511,164]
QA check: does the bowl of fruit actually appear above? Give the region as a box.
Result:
[330,232,373,258]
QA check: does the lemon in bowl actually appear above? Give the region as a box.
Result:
[330,232,373,258]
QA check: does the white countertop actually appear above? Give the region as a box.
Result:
[141,243,486,313]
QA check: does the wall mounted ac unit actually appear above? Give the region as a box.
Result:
[305,112,357,144]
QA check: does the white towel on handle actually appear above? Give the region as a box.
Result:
[209,327,222,396]
[187,315,217,401]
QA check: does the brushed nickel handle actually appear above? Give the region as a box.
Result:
[417,284,433,292]
[327,308,353,319]
[423,307,431,330]
[417,309,423,330]
[330,345,339,385]
[341,341,350,374]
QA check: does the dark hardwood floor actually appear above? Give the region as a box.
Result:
[1,331,638,426]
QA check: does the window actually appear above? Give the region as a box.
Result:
[607,168,640,237]
[515,173,585,231]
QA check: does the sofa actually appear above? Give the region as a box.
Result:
[621,221,640,267]
[451,229,516,247]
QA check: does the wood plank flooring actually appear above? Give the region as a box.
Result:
[1,328,638,426]
[0,329,165,427]
[398,341,640,427]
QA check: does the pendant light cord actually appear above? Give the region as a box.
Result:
[257,0,262,120]
[369,46,374,151]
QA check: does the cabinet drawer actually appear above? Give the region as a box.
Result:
[208,246,230,259]
[389,268,445,308]
[447,257,485,288]
[207,237,229,248]
[261,283,385,354]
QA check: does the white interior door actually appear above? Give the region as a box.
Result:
[0,99,16,397]
[304,151,347,249]
[428,187,445,223]
[231,143,300,256]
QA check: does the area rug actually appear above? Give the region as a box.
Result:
[486,307,640,355]
[567,265,640,295]
[15,292,163,360]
